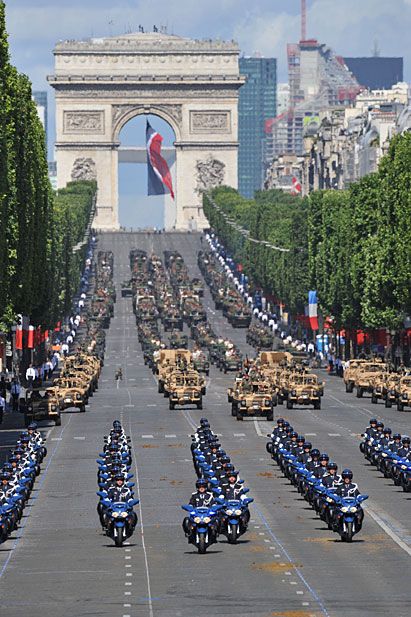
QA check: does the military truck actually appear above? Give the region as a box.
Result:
[21,388,61,426]
[286,373,322,410]
[397,376,411,411]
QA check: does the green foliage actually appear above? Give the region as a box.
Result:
[0,2,95,331]
[204,131,411,336]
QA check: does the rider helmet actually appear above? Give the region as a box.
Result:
[319,453,329,462]
[297,435,305,444]
[227,470,239,480]
[393,433,401,441]
[370,418,377,425]
[327,462,338,471]
[341,469,353,480]
[290,431,298,439]
[311,448,320,458]
[114,474,125,484]
[376,421,384,429]
[28,422,38,430]
[384,427,392,435]
[277,418,285,425]
[196,478,208,489]
[283,421,290,429]
[303,442,312,450]
[402,436,410,445]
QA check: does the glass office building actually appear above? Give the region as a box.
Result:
[238,57,277,198]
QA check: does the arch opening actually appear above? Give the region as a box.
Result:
[118,113,176,230]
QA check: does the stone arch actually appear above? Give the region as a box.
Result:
[112,104,181,143]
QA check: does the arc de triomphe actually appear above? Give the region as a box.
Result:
[48,32,245,230]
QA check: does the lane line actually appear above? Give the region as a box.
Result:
[365,504,411,558]
[128,414,154,617]
[253,419,264,437]
[255,506,330,617]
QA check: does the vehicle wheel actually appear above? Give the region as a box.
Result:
[346,382,354,393]
[277,396,283,405]
[227,523,238,544]
[231,404,238,417]
[272,395,278,407]
[223,367,227,374]
[169,402,175,410]
[267,411,274,422]
[80,405,86,413]
[371,394,377,404]
[345,522,353,543]
[397,402,404,411]
[385,398,392,408]
[115,527,124,547]
[314,400,321,410]
[24,415,30,428]
[237,412,243,421]
[198,532,206,554]
[356,387,363,398]
[55,417,62,426]
[286,399,293,410]
[197,401,203,410]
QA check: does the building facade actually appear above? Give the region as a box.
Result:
[48,32,245,230]
[32,90,48,146]
[238,57,277,198]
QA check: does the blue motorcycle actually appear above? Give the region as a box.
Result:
[182,504,222,554]
[97,492,139,547]
[331,494,368,542]
[220,497,253,543]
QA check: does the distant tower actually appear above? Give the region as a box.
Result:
[301,0,307,41]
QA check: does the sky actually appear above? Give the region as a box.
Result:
[4,0,410,226]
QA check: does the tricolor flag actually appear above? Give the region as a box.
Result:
[291,176,302,195]
[146,121,174,199]
[308,290,319,331]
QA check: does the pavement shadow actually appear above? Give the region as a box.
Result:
[184,549,223,555]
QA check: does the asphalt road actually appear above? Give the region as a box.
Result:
[0,231,409,617]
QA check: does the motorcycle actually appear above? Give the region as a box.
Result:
[97,492,139,546]
[220,497,253,544]
[182,504,222,554]
[330,494,368,542]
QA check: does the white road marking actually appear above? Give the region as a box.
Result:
[124,404,135,408]
[233,433,246,437]
[147,404,157,407]
[73,436,85,440]
[142,435,154,439]
[328,433,341,437]
[305,433,317,436]
[51,437,62,441]
[165,434,177,438]
[297,591,304,595]
[253,419,264,437]
[366,503,411,557]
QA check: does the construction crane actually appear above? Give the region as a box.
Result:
[301,0,307,42]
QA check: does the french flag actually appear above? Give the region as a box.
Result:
[146,121,174,199]
[308,290,319,331]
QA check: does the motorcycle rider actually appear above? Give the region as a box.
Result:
[306,448,321,473]
[107,474,133,503]
[298,441,312,464]
[365,418,378,439]
[397,436,410,458]
[335,469,364,529]
[321,462,342,488]
[314,453,330,478]
[183,479,216,538]
[222,470,244,500]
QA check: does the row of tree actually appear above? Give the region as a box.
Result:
[203,132,411,343]
[0,2,95,331]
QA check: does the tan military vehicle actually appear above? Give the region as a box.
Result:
[54,376,89,412]
[371,371,392,404]
[168,374,203,410]
[22,387,61,426]
[157,349,193,393]
[231,383,274,421]
[286,373,322,409]
[384,374,401,408]
[396,376,411,411]
[259,351,293,367]
[344,359,380,393]
[354,362,387,398]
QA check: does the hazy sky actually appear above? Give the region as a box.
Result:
[4,0,410,226]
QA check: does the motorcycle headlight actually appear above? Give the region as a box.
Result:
[235,509,242,515]
[401,465,407,470]
[382,453,387,457]
[326,497,333,503]
[121,511,128,518]
[112,511,119,518]
[403,393,408,399]
[76,393,82,400]
[203,516,211,523]
[226,509,233,515]
[349,507,357,513]
[194,516,201,523]
[341,507,349,513]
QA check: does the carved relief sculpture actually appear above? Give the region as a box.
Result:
[64,111,104,134]
[196,157,225,193]
[71,158,97,181]
[190,111,230,133]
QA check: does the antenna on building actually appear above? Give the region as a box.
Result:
[301,0,307,41]
[108,20,114,36]
[372,39,380,57]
